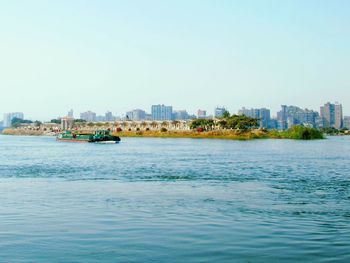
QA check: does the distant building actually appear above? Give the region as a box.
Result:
[145,114,152,121]
[277,105,318,130]
[238,107,271,128]
[151,105,173,120]
[320,102,343,129]
[343,116,350,129]
[96,115,106,122]
[173,110,190,120]
[197,109,207,119]
[105,111,115,122]
[214,107,226,118]
[61,116,74,131]
[3,112,24,127]
[80,111,96,122]
[126,109,146,121]
[68,109,74,118]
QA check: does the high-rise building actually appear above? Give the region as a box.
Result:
[214,107,226,118]
[151,105,173,120]
[173,110,190,120]
[68,109,74,118]
[238,107,271,128]
[344,116,350,129]
[277,105,318,129]
[80,111,97,122]
[105,111,115,122]
[320,102,343,129]
[197,110,207,119]
[96,115,106,122]
[3,112,24,127]
[126,109,146,121]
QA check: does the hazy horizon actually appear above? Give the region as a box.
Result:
[1,0,349,120]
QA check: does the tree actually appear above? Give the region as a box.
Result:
[74,119,87,123]
[50,119,61,124]
[34,121,42,127]
[222,110,231,119]
[11,118,33,128]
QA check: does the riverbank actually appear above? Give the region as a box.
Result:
[112,127,324,140]
[2,126,325,140]
[1,128,53,136]
[112,130,269,140]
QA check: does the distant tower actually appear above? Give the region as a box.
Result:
[68,109,74,118]
[320,102,343,129]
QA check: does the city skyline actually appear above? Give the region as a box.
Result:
[1,101,348,131]
[1,0,350,120]
[1,101,348,121]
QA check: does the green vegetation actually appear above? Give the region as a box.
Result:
[74,119,87,123]
[269,126,324,140]
[50,119,61,124]
[190,119,215,130]
[11,117,33,128]
[190,111,258,131]
[320,127,349,135]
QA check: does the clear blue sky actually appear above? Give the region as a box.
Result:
[0,0,349,120]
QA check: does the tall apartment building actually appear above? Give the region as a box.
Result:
[3,112,24,127]
[67,109,74,118]
[80,111,97,122]
[105,111,115,122]
[151,105,173,120]
[173,110,190,120]
[344,116,350,129]
[126,109,146,121]
[277,105,318,129]
[320,102,343,129]
[238,107,271,128]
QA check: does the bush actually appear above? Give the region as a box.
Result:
[116,127,122,132]
[146,128,150,131]
[160,127,167,132]
[197,127,204,132]
[287,126,324,140]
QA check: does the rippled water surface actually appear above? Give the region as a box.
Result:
[1,135,350,262]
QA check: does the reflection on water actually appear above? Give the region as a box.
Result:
[0,135,350,262]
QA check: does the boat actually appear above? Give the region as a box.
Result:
[57,130,121,143]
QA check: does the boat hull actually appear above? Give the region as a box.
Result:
[57,130,121,143]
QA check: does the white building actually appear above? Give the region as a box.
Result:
[3,112,24,127]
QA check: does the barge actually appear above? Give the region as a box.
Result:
[57,130,121,143]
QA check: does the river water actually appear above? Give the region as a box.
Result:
[0,135,349,262]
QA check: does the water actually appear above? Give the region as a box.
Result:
[0,135,349,262]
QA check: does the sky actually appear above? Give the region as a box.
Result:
[0,0,349,121]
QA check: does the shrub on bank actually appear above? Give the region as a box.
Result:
[270,126,324,140]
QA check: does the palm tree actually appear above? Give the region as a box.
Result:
[171,120,180,130]
[151,121,158,129]
[141,121,147,129]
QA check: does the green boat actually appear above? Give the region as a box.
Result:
[57,130,121,143]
